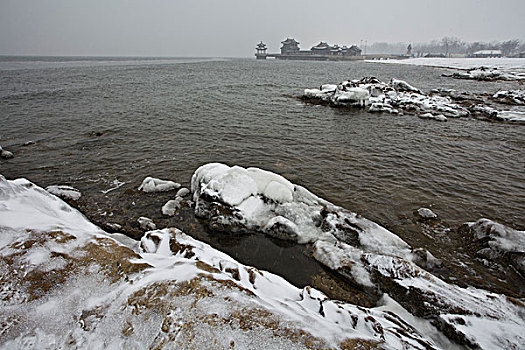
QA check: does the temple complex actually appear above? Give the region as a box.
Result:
[256,38,363,61]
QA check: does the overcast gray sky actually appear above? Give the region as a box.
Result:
[0,0,524,57]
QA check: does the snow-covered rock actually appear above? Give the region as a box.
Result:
[368,102,398,114]
[313,240,524,349]
[493,89,525,105]
[457,219,525,273]
[332,87,370,106]
[138,176,181,193]
[419,112,434,119]
[104,222,122,231]
[45,185,82,201]
[302,76,470,119]
[161,197,184,216]
[418,113,447,122]
[389,78,422,94]
[0,146,14,159]
[137,216,156,230]
[176,187,190,197]
[416,207,438,219]
[494,110,525,123]
[443,66,524,81]
[1,175,456,349]
[190,164,525,349]
[471,105,525,123]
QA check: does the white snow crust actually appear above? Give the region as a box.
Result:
[190,164,525,349]
[138,176,181,193]
[45,185,82,201]
[303,77,470,119]
[417,208,438,219]
[466,218,525,254]
[0,175,452,349]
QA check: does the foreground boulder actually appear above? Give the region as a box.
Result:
[191,163,525,349]
[0,175,448,349]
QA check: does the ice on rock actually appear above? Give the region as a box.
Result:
[494,110,525,123]
[419,112,434,119]
[205,166,258,206]
[332,87,370,106]
[0,176,455,349]
[138,216,156,230]
[0,145,14,159]
[45,185,82,201]
[416,207,438,219]
[369,102,397,114]
[161,197,184,216]
[389,78,422,94]
[492,89,525,105]
[302,76,470,120]
[463,218,525,255]
[138,176,181,193]
[246,167,294,203]
[176,187,190,197]
[433,114,447,122]
[445,67,524,81]
[2,174,524,349]
[193,163,418,252]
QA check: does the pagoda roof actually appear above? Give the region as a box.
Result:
[312,42,330,49]
[256,41,267,49]
[281,38,299,45]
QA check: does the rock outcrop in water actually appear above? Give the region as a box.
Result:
[138,176,181,193]
[442,67,525,81]
[45,185,82,201]
[303,77,470,119]
[1,175,448,349]
[303,77,525,124]
[492,89,525,105]
[457,218,525,276]
[191,163,525,349]
[0,146,14,159]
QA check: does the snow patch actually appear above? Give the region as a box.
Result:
[45,185,82,201]
[138,176,181,193]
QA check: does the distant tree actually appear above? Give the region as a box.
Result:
[499,39,520,55]
[467,41,488,55]
[441,37,464,56]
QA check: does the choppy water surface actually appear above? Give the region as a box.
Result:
[1,56,524,289]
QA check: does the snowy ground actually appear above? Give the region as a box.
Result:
[1,169,524,349]
[0,175,448,349]
[367,57,525,75]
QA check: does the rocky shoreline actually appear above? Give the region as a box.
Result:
[3,163,522,349]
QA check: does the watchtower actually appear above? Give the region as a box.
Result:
[255,41,267,59]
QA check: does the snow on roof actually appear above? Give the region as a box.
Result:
[281,38,299,45]
[474,50,502,55]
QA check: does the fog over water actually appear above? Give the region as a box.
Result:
[1,0,524,57]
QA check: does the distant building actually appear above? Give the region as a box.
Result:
[471,50,502,58]
[310,42,362,56]
[344,45,362,56]
[255,41,267,59]
[257,38,363,61]
[280,38,300,55]
[311,42,331,55]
